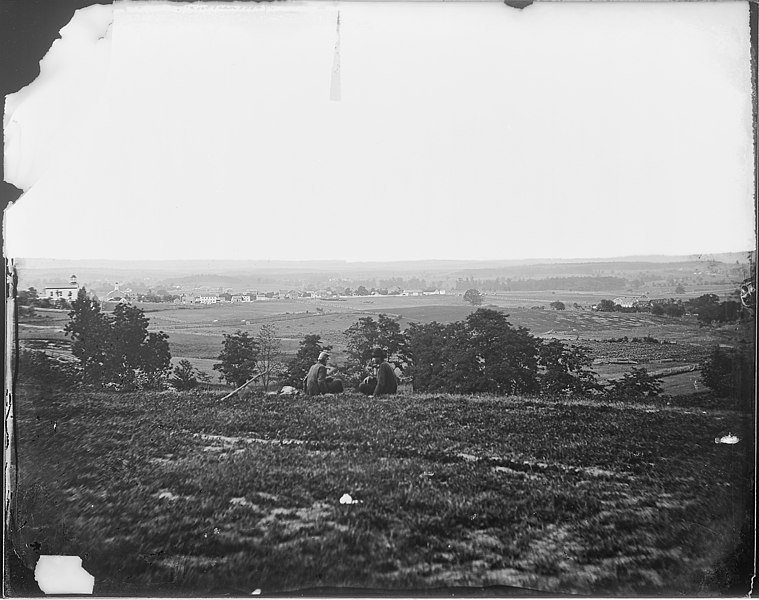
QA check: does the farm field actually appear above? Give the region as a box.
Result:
[10,386,753,596]
[16,294,749,396]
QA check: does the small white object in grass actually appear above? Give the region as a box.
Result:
[339,493,360,505]
[715,433,739,444]
[157,491,179,501]
[252,589,262,595]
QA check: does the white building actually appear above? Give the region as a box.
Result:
[44,275,79,301]
[231,295,251,303]
[105,282,134,302]
[197,295,218,304]
[612,296,643,309]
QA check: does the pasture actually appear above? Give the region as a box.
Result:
[11,284,754,595]
[17,292,748,395]
[10,386,753,596]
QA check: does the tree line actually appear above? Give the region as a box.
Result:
[595,293,745,324]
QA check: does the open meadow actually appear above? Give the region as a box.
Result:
[18,289,747,394]
[11,279,756,595]
[10,385,753,596]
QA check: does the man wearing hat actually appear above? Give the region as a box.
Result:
[304,351,344,396]
[359,348,398,397]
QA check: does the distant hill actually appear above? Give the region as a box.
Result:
[13,252,753,291]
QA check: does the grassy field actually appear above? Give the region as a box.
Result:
[9,386,753,596]
[18,294,748,395]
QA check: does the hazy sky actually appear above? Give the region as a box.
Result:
[3,0,755,262]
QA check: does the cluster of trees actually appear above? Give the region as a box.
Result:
[684,294,742,325]
[595,293,747,323]
[454,276,628,292]
[700,346,754,403]
[64,288,171,388]
[17,287,72,310]
[209,324,283,391]
[21,290,752,405]
[596,298,685,316]
[339,309,663,400]
[136,292,180,303]
[404,310,604,396]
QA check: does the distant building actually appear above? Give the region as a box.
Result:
[402,289,423,296]
[105,281,134,302]
[231,295,251,303]
[197,295,218,305]
[612,296,644,309]
[44,275,79,302]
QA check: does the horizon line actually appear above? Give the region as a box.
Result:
[11,250,755,266]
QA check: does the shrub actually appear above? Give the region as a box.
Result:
[170,359,200,391]
[17,350,80,388]
[214,331,259,387]
[605,367,663,400]
[538,340,601,396]
[406,309,540,395]
[285,335,332,388]
[700,346,755,402]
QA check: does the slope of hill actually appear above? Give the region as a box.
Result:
[9,387,753,596]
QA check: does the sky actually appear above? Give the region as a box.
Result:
[3,0,755,263]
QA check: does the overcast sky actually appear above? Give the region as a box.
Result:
[3,0,755,262]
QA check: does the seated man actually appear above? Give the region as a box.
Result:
[304,351,344,396]
[359,348,398,397]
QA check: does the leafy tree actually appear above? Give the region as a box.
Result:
[17,287,38,306]
[111,302,152,386]
[170,359,200,390]
[344,314,408,385]
[463,288,483,306]
[538,340,601,395]
[596,299,617,312]
[663,302,685,317]
[54,298,71,310]
[356,285,369,296]
[675,284,686,294]
[64,288,114,384]
[466,309,540,394]
[286,334,332,387]
[407,309,541,395]
[406,321,476,393]
[549,301,566,311]
[139,331,172,388]
[214,331,259,387]
[64,289,170,388]
[256,323,282,392]
[605,367,663,400]
[700,346,755,402]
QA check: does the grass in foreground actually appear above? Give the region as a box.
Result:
[8,386,753,596]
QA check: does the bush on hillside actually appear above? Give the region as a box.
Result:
[605,367,663,400]
[700,346,755,403]
[17,350,80,388]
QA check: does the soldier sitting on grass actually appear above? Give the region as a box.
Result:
[304,351,344,396]
[358,347,398,397]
